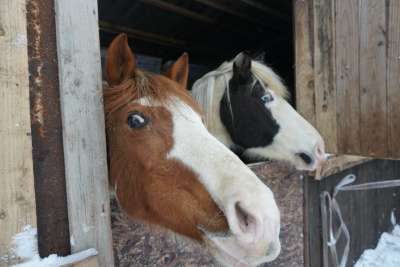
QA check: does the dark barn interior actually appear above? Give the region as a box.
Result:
[97,0,295,94]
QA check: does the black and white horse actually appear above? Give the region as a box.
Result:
[192,52,325,171]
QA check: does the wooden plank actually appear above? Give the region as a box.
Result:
[294,0,316,127]
[0,0,37,265]
[305,169,322,267]
[195,0,291,32]
[360,0,388,158]
[26,0,71,257]
[387,0,400,159]
[54,1,114,266]
[335,0,361,155]
[59,249,99,267]
[313,0,337,154]
[359,0,388,158]
[99,21,223,57]
[138,0,215,24]
[303,165,311,267]
[60,255,99,267]
[307,160,400,267]
[313,154,371,180]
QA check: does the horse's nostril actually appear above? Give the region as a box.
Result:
[235,203,249,230]
[234,202,258,236]
[296,152,313,165]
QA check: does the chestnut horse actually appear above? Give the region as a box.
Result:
[192,52,326,170]
[104,34,281,267]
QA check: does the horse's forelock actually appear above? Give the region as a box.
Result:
[104,70,202,122]
[250,61,290,100]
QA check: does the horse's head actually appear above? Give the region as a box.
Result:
[104,34,281,266]
[192,52,325,171]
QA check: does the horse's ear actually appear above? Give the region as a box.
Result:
[106,34,136,86]
[252,51,265,62]
[233,51,252,80]
[163,53,189,88]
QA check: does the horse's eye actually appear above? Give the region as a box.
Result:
[261,93,274,103]
[127,113,150,129]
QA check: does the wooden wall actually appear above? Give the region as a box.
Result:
[0,1,37,265]
[305,159,400,267]
[1,1,113,266]
[295,0,400,159]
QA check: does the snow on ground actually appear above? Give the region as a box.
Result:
[3,225,97,267]
[354,224,400,267]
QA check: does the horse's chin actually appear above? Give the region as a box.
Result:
[203,236,276,267]
[213,249,254,267]
[204,239,253,267]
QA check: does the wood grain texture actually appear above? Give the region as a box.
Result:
[0,0,37,265]
[313,155,371,180]
[60,254,99,267]
[54,1,113,266]
[359,0,388,157]
[313,0,337,154]
[306,160,400,267]
[336,0,361,155]
[294,0,317,127]
[296,0,399,159]
[387,0,400,158]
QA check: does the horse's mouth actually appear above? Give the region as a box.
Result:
[215,247,253,267]
[204,237,254,267]
[203,234,280,267]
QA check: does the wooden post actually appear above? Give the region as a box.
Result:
[54,1,114,266]
[313,0,337,154]
[387,0,400,159]
[0,0,37,265]
[294,0,317,126]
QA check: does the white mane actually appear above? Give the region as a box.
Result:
[191,59,290,130]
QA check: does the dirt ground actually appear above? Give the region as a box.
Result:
[111,162,304,267]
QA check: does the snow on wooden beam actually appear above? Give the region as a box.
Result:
[54,1,113,266]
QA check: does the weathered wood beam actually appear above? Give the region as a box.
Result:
[138,0,270,43]
[0,0,37,265]
[239,0,292,22]
[55,1,113,266]
[139,0,215,24]
[99,21,185,46]
[195,0,291,32]
[26,0,71,258]
[99,21,225,57]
